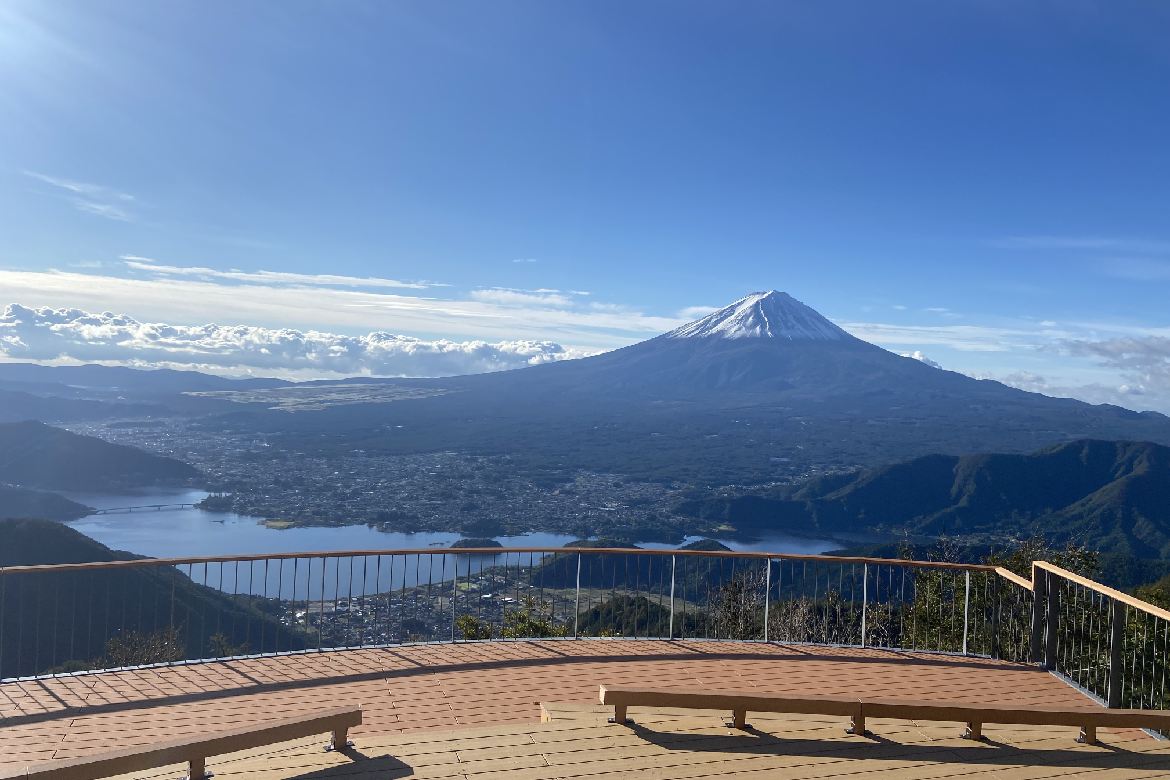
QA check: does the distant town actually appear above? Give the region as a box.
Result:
[71,418,828,543]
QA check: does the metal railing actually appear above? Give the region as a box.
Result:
[0,548,1032,681]
[1034,562,1170,715]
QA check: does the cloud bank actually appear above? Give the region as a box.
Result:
[0,304,593,378]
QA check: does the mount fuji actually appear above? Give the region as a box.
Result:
[215,291,1170,482]
[441,290,990,398]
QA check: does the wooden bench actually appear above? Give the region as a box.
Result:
[863,698,1170,746]
[0,706,362,780]
[598,685,864,734]
[599,685,1170,746]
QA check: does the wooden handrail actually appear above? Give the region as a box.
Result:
[1035,560,1170,623]
[0,706,361,780]
[0,547,1002,576]
[599,685,1170,746]
[993,566,1033,591]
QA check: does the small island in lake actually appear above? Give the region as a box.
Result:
[450,538,503,549]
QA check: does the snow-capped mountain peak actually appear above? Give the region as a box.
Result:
[665,291,850,341]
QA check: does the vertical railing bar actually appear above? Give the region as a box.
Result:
[962,570,970,657]
[573,553,582,639]
[389,555,397,644]
[1142,612,1152,709]
[260,559,268,654]
[1044,571,1058,671]
[861,563,868,649]
[669,555,677,640]
[360,555,368,648]
[345,556,354,649]
[450,554,458,643]
[990,574,1001,660]
[763,558,771,644]
[1155,617,1165,711]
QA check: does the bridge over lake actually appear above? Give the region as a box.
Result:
[90,503,198,515]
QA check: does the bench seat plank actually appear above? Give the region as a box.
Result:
[599,684,1170,745]
[863,698,1170,729]
[0,706,361,780]
[599,686,862,717]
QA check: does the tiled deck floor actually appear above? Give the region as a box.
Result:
[2,640,1167,778]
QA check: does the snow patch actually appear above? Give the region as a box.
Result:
[665,291,849,341]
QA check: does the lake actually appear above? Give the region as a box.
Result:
[64,489,837,599]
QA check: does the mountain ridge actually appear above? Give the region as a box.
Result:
[677,439,1170,557]
[0,420,202,491]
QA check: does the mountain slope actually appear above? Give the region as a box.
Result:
[677,440,1170,557]
[0,485,92,521]
[0,387,168,423]
[0,420,201,490]
[210,291,1170,482]
[0,519,303,677]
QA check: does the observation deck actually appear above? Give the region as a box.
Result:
[2,548,1169,778]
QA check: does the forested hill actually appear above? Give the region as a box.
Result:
[0,520,301,678]
[0,420,201,490]
[676,440,1170,558]
[0,485,91,521]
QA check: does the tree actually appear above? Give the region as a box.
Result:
[103,627,184,668]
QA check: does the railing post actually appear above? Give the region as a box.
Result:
[1107,598,1125,708]
[990,574,1001,660]
[450,555,458,642]
[1031,567,1047,664]
[763,558,771,643]
[669,555,677,640]
[1044,571,1059,671]
[962,570,970,656]
[573,553,581,639]
[860,563,868,648]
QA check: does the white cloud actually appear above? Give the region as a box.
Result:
[0,304,595,378]
[892,304,907,311]
[840,321,1041,352]
[512,257,538,263]
[0,268,683,350]
[467,286,594,308]
[24,171,136,222]
[978,369,1159,410]
[923,307,960,318]
[676,305,719,319]
[468,288,574,307]
[901,350,942,369]
[122,255,441,290]
[1062,336,1170,391]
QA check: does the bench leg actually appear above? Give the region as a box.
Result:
[326,726,354,752]
[187,756,212,780]
[963,721,983,741]
[609,705,630,725]
[847,714,866,736]
[1078,725,1097,746]
[727,709,750,730]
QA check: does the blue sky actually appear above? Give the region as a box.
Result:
[2,1,1170,408]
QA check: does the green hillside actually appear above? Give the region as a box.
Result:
[0,519,302,678]
[677,440,1170,558]
[0,485,92,521]
[0,420,201,491]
